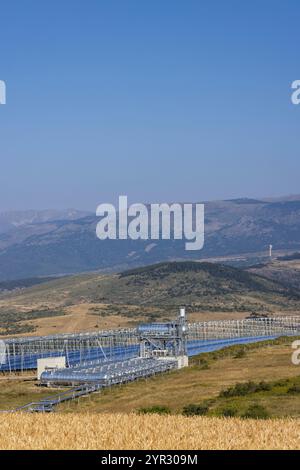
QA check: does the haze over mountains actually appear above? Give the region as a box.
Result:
[0,196,300,281]
[0,209,91,234]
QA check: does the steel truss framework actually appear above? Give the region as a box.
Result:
[1,316,300,373]
[187,316,300,340]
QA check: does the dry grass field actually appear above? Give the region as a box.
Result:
[58,340,300,417]
[0,339,299,449]
[0,338,300,416]
[3,308,249,338]
[0,413,299,450]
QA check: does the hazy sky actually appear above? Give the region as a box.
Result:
[0,0,299,211]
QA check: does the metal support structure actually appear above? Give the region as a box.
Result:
[2,311,300,413]
[1,314,300,373]
[138,306,187,358]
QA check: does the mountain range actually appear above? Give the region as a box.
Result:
[0,196,300,281]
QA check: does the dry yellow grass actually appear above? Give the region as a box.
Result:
[5,309,294,338]
[57,344,300,415]
[14,310,249,337]
[22,304,143,337]
[0,413,299,450]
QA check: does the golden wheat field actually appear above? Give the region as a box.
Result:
[0,413,299,450]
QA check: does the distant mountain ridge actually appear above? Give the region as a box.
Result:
[0,209,91,234]
[0,196,300,281]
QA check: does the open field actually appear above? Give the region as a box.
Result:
[1,307,252,338]
[0,339,300,450]
[0,413,299,450]
[1,338,299,417]
[56,338,300,417]
[0,377,67,410]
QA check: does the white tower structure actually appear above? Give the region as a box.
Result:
[269,244,273,258]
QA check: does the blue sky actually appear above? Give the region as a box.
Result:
[0,0,299,210]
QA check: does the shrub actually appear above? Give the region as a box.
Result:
[220,407,238,417]
[287,385,300,394]
[242,404,270,420]
[137,406,171,415]
[197,359,210,370]
[233,348,246,359]
[219,381,271,398]
[182,403,209,416]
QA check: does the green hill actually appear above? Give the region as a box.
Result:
[113,261,300,311]
[0,261,299,335]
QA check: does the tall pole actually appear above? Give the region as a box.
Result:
[178,307,187,356]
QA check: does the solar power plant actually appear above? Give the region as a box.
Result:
[1,316,299,373]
